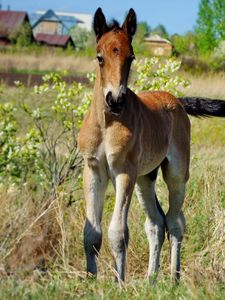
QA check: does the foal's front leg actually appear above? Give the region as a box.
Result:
[83,160,108,277]
[108,163,136,281]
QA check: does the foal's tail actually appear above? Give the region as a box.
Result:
[178,97,225,117]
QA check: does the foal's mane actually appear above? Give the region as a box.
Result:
[107,19,122,32]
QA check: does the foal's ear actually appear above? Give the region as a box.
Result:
[122,8,137,40]
[93,7,108,42]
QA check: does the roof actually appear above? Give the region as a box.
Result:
[35,33,74,47]
[144,34,171,44]
[55,11,92,31]
[32,9,62,28]
[34,10,92,31]
[0,10,29,37]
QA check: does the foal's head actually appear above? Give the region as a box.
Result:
[93,8,137,115]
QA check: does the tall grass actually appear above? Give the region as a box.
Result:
[182,72,225,99]
[0,74,224,298]
[0,52,95,74]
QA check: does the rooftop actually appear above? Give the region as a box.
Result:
[144,34,171,44]
[35,33,73,46]
[0,10,29,37]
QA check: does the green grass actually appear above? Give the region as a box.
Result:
[0,275,224,299]
[0,81,225,299]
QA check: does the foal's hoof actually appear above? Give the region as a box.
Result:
[86,272,97,280]
[148,273,158,286]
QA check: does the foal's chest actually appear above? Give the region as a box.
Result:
[78,116,135,168]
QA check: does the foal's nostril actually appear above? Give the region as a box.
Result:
[105,91,126,115]
[106,91,114,107]
[117,93,126,104]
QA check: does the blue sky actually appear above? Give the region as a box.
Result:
[1,0,200,34]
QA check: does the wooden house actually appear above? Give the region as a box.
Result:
[144,34,172,57]
[31,9,76,49]
[31,10,92,32]
[32,9,64,36]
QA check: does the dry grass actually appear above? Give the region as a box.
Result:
[181,72,225,99]
[0,52,95,74]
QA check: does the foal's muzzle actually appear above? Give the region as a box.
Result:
[105,91,126,116]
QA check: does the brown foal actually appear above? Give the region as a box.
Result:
[78,8,225,282]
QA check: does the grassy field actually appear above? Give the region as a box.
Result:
[0,52,95,74]
[0,73,224,299]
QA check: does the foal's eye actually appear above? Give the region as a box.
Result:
[113,47,119,54]
[96,54,104,65]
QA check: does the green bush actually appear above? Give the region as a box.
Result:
[0,103,41,186]
[9,22,33,48]
[68,26,93,51]
[171,33,197,56]
[0,73,91,193]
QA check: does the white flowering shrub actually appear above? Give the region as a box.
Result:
[0,73,92,192]
[0,103,41,186]
[133,57,190,96]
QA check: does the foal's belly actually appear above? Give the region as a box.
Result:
[137,148,168,177]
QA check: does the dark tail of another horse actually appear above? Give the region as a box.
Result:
[179,97,225,117]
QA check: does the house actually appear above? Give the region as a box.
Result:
[35,33,75,49]
[144,34,172,57]
[0,10,33,45]
[31,9,76,49]
[30,10,92,33]
[32,9,66,36]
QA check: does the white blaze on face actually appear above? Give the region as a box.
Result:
[103,84,127,100]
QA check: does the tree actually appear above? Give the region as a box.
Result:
[68,26,91,51]
[151,24,169,39]
[133,22,151,54]
[171,32,197,56]
[10,22,33,47]
[136,22,150,38]
[195,0,216,54]
[213,0,225,40]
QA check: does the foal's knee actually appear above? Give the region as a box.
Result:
[145,217,165,241]
[108,224,129,254]
[166,210,186,239]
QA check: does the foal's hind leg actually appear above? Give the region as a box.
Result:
[162,154,189,282]
[135,169,166,280]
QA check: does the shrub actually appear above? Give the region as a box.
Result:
[68,26,92,51]
[9,22,33,48]
[0,73,91,194]
[133,57,190,96]
[0,102,41,186]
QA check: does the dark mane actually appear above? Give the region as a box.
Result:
[108,19,122,32]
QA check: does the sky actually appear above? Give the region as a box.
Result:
[0,0,200,35]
